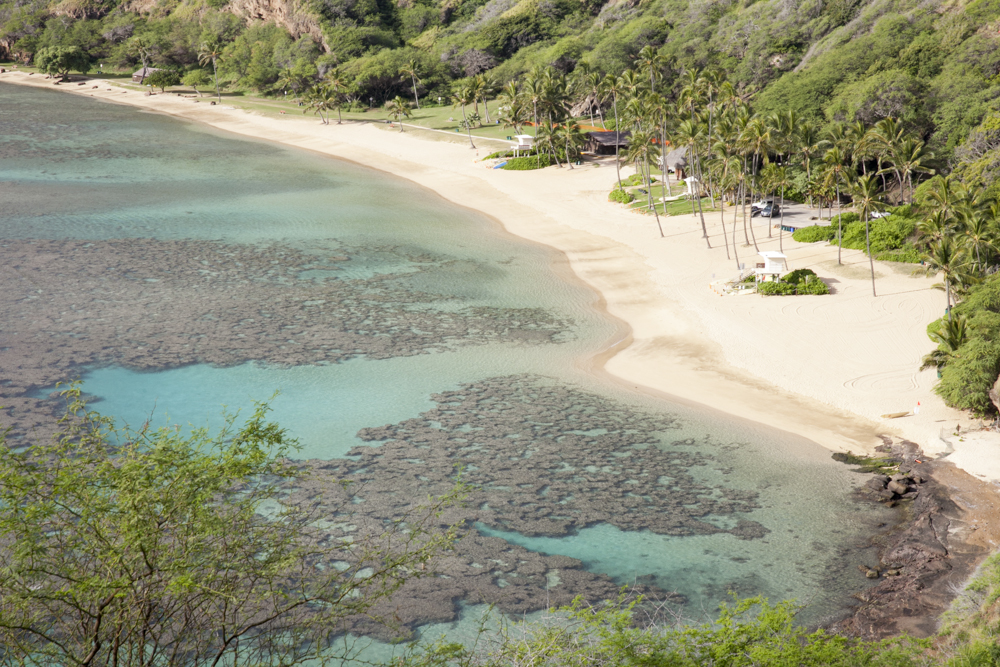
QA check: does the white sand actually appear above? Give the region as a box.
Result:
[6,72,1000,483]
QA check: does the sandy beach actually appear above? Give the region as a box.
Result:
[5,72,1000,491]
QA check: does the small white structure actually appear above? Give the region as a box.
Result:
[755,251,788,279]
[683,176,700,196]
[511,134,534,157]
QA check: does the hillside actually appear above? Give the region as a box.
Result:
[3,0,1000,163]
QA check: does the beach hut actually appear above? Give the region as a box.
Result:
[583,131,630,155]
[132,67,161,83]
[510,134,534,157]
[661,146,689,180]
[755,251,788,279]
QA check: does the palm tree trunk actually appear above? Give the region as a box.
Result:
[482,96,491,123]
[741,185,750,246]
[337,104,342,125]
[461,104,475,149]
[865,214,876,297]
[411,75,420,108]
[778,185,785,253]
[946,280,952,322]
[645,156,653,210]
[836,183,842,265]
[212,58,220,103]
[732,183,741,270]
[696,185,710,248]
[612,96,622,190]
[721,192,731,260]
[566,136,574,170]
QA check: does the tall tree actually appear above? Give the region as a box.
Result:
[822,146,851,265]
[452,83,478,149]
[851,173,885,297]
[400,59,421,109]
[385,95,411,131]
[198,40,224,103]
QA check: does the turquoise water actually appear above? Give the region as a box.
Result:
[2,82,894,640]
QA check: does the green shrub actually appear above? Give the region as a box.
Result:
[484,149,514,159]
[619,173,656,187]
[891,204,915,218]
[608,188,635,204]
[838,215,917,254]
[877,247,923,263]
[782,268,818,285]
[501,155,554,170]
[757,281,796,295]
[798,276,831,295]
[792,225,835,243]
[830,212,860,226]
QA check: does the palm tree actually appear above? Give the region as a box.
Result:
[276,68,307,104]
[851,173,885,297]
[303,84,336,124]
[558,122,586,170]
[522,75,546,144]
[922,237,968,321]
[536,122,562,168]
[796,120,827,208]
[323,69,348,124]
[821,146,850,265]
[474,73,497,123]
[925,175,967,220]
[890,138,935,204]
[451,84,477,149]
[399,59,421,109]
[602,73,626,190]
[584,71,606,128]
[959,209,996,273]
[634,45,667,94]
[198,40,224,103]
[385,96,411,131]
[766,164,792,252]
[625,130,664,237]
[921,315,968,371]
[675,118,711,247]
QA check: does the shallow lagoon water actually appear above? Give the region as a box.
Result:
[3,82,893,639]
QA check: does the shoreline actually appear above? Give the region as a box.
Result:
[4,71,1000,636]
[0,75,887,452]
[4,74,1000,469]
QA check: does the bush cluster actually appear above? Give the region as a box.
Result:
[757,269,830,296]
[791,225,836,243]
[608,188,635,204]
[935,274,1000,415]
[501,154,554,170]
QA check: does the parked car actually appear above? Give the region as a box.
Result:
[750,198,773,212]
[757,202,781,218]
[870,210,892,219]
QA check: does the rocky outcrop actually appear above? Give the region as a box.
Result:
[834,439,991,639]
[227,0,329,51]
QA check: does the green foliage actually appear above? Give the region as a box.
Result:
[621,172,655,186]
[33,44,90,77]
[181,68,211,94]
[877,247,924,263]
[608,187,635,204]
[838,215,917,254]
[782,268,818,285]
[145,67,180,91]
[934,275,1000,414]
[757,281,797,296]
[400,594,929,666]
[501,154,554,170]
[0,385,461,664]
[792,225,836,243]
[798,275,832,294]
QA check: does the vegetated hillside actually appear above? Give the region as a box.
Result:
[3,0,1000,155]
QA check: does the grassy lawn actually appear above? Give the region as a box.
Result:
[617,180,718,217]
